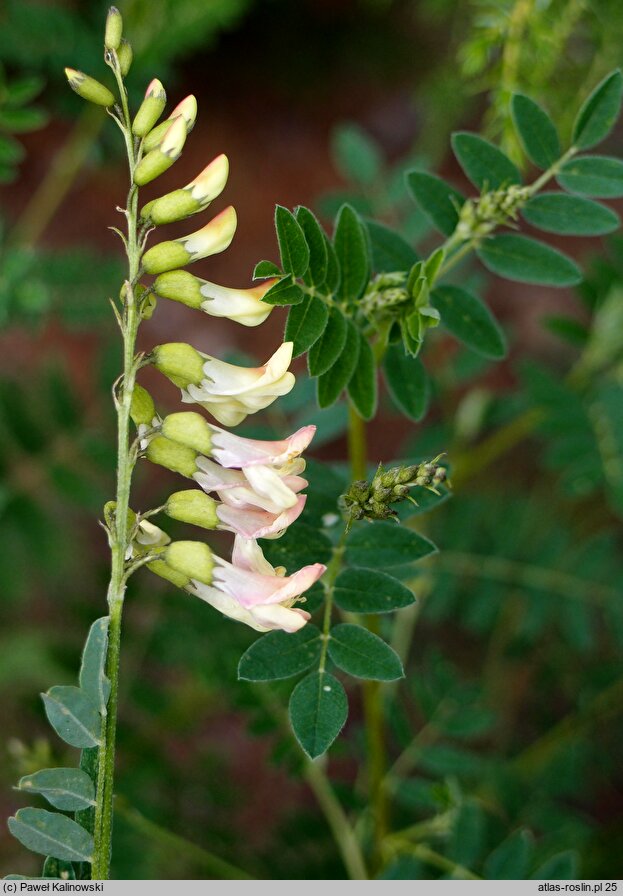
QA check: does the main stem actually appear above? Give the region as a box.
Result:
[346,402,388,872]
[92,66,142,880]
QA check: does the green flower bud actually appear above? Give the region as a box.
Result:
[141,155,229,225]
[65,68,115,107]
[141,238,190,271]
[117,40,133,76]
[143,95,197,152]
[146,436,198,478]
[104,6,123,51]
[165,489,218,530]
[130,384,156,427]
[165,540,213,586]
[147,558,190,588]
[152,343,205,388]
[142,206,236,274]
[132,78,166,138]
[153,270,203,309]
[161,411,212,454]
[133,116,187,186]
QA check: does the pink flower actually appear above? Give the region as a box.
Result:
[207,424,316,470]
[187,536,325,632]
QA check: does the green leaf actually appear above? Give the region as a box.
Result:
[323,232,340,293]
[332,123,382,186]
[295,206,328,288]
[511,94,561,169]
[334,568,415,613]
[41,686,102,749]
[556,155,623,197]
[328,623,404,680]
[6,76,44,108]
[262,275,305,306]
[42,856,76,880]
[18,768,95,812]
[477,234,581,286]
[346,520,437,569]
[0,107,47,133]
[288,671,348,759]
[347,332,377,420]
[238,625,322,681]
[406,170,464,236]
[530,851,579,880]
[275,205,309,278]
[451,132,521,190]
[285,295,329,358]
[261,522,332,570]
[308,306,348,376]
[383,344,430,421]
[522,193,619,235]
[79,616,110,715]
[365,220,419,272]
[572,70,623,150]
[484,830,534,879]
[8,809,93,863]
[253,260,281,279]
[317,319,360,407]
[333,204,369,303]
[432,285,506,359]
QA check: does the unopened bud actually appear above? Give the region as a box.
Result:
[141,206,236,274]
[65,68,115,107]
[132,78,166,137]
[104,6,123,51]
[143,95,197,152]
[117,40,133,76]
[146,436,198,478]
[165,540,213,586]
[130,384,156,427]
[133,116,187,186]
[153,270,203,309]
[141,154,229,225]
[161,411,212,454]
[152,343,205,388]
[165,490,218,530]
[147,558,190,588]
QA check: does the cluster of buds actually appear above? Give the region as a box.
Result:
[455,183,531,242]
[341,459,447,526]
[360,272,410,317]
[68,8,324,633]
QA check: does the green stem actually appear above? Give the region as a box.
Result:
[385,841,481,880]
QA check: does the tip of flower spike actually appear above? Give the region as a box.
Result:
[161,116,187,159]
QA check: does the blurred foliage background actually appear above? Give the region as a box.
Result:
[1,0,622,880]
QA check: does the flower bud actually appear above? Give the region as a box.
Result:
[143,95,197,152]
[153,270,203,309]
[165,540,213,586]
[104,6,123,51]
[152,343,205,388]
[141,155,229,225]
[141,206,237,274]
[161,411,212,454]
[65,68,115,107]
[147,558,190,588]
[132,78,166,138]
[165,489,218,530]
[117,39,133,76]
[130,384,156,427]
[133,116,187,186]
[146,436,198,478]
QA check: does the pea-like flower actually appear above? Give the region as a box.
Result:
[153,268,279,326]
[188,535,325,632]
[207,423,316,470]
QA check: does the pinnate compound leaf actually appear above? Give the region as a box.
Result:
[328,623,404,680]
[511,94,561,169]
[42,686,101,748]
[432,285,507,359]
[477,234,581,286]
[275,205,309,278]
[295,206,328,288]
[238,625,322,681]
[406,170,464,236]
[262,275,305,306]
[347,332,377,420]
[18,768,95,812]
[522,193,619,235]
[572,70,623,151]
[333,204,369,303]
[383,344,430,421]
[334,568,415,613]
[8,808,93,863]
[451,132,521,190]
[289,671,348,758]
[308,306,348,376]
[317,319,360,407]
[346,520,437,569]
[79,616,110,714]
[285,295,329,357]
[484,829,534,880]
[365,220,419,272]
[556,155,623,197]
